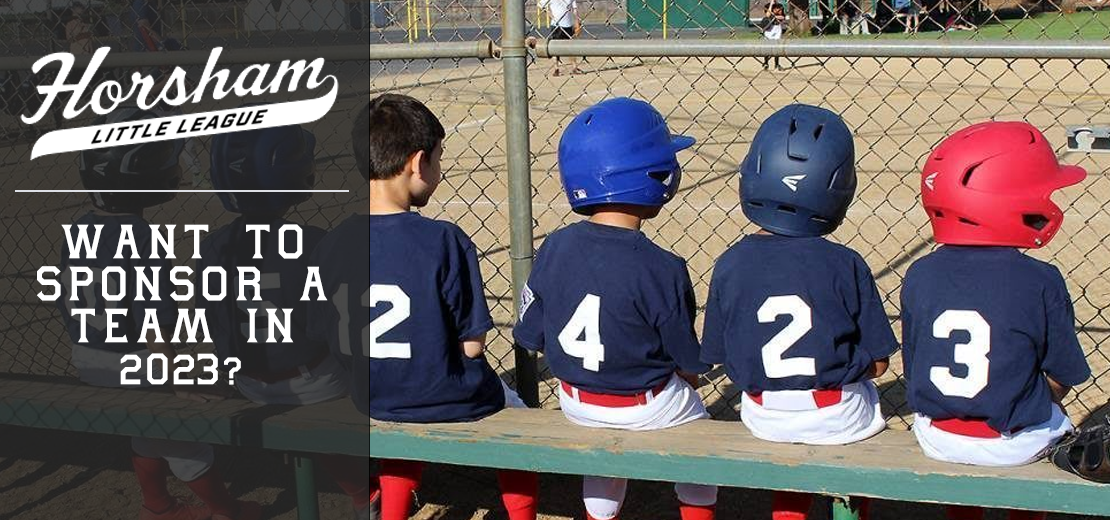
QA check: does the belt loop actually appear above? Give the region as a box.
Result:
[571,386,580,401]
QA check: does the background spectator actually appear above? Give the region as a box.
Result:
[762,2,785,70]
[540,0,581,76]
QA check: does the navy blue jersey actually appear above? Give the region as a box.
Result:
[56,213,177,353]
[900,246,1090,433]
[701,234,898,393]
[513,221,709,394]
[306,212,504,422]
[197,218,329,376]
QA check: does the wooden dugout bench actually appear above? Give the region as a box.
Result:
[370,408,1110,519]
[2,377,1108,519]
[0,377,368,520]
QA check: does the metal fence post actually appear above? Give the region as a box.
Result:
[502,0,540,407]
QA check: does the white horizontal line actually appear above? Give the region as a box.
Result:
[14,190,351,193]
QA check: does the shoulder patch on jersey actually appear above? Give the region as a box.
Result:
[519,283,535,321]
[782,174,805,192]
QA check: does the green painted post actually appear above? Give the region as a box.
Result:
[503,0,540,408]
[831,496,863,520]
[294,456,320,520]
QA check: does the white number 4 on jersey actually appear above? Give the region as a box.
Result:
[558,294,605,372]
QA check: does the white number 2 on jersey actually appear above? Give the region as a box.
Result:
[758,295,817,379]
[336,283,412,359]
[558,294,605,372]
[929,310,990,399]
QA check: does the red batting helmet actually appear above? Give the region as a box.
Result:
[920,121,1086,249]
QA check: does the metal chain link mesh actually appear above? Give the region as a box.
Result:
[2,0,1109,434]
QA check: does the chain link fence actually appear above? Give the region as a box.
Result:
[2,0,1110,434]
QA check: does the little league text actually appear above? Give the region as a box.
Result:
[34,224,327,385]
[90,109,268,145]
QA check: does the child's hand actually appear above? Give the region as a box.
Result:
[678,371,702,388]
[1047,375,1070,405]
[461,332,488,359]
[867,358,890,379]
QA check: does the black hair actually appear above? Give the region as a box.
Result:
[353,93,446,180]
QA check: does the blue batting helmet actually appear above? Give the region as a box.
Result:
[558,97,695,214]
[210,124,317,214]
[739,104,856,237]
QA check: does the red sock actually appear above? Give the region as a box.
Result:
[319,454,374,510]
[857,497,872,520]
[1008,511,1047,520]
[679,502,715,520]
[586,513,615,520]
[131,454,175,513]
[184,466,238,517]
[772,491,813,520]
[379,459,424,520]
[946,505,986,520]
[496,469,538,520]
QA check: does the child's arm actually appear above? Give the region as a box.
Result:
[1047,375,1070,405]
[462,332,487,359]
[854,255,900,371]
[699,263,727,367]
[659,264,711,376]
[445,231,496,357]
[1041,268,1091,404]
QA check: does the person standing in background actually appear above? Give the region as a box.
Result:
[540,0,581,76]
[761,2,785,71]
[132,0,165,51]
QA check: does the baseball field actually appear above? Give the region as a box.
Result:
[2,10,1110,518]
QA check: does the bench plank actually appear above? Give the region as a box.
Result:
[370,408,1110,516]
[0,379,370,456]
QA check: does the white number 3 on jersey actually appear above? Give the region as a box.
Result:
[929,310,990,399]
[558,294,605,372]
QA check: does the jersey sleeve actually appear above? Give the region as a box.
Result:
[443,232,494,341]
[852,254,899,361]
[512,247,546,352]
[700,261,727,366]
[658,262,710,375]
[898,283,915,386]
[1041,269,1090,387]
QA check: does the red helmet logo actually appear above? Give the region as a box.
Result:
[921,121,1086,248]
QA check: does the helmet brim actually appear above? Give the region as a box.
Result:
[1055,164,1087,189]
[671,134,695,152]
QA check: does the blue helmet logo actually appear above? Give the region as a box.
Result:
[739,104,856,237]
[557,97,695,214]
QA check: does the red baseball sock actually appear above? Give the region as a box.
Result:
[1008,511,1047,520]
[496,469,538,520]
[131,454,175,513]
[946,505,986,520]
[586,512,616,520]
[679,501,715,520]
[857,497,872,520]
[379,459,424,520]
[772,491,813,520]
[184,466,238,517]
[319,454,374,510]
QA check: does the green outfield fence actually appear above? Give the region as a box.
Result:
[4,0,1110,441]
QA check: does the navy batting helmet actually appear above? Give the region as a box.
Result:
[210,124,317,214]
[558,97,695,214]
[79,107,182,213]
[739,104,856,237]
